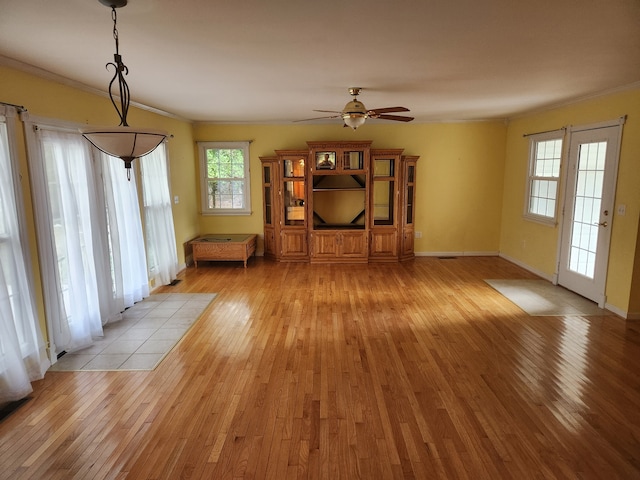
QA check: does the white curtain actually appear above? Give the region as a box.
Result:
[30,128,116,353]
[0,108,49,403]
[100,152,149,308]
[140,144,178,286]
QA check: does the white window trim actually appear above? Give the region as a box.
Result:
[2,105,39,312]
[198,141,252,216]
[523,130,565,226]
[3,107,40,337]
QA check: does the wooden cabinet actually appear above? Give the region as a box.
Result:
[310,230,368,263]
[281,230,307,258]
[260,141,417,263]
[260,151,309,262]
[308,141,369,262]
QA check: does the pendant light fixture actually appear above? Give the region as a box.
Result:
[81,0,167,180]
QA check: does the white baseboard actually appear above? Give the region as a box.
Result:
[605,304,640,320]
[498,252,554,282]
[415,251,499,257]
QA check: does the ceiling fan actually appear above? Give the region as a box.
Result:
[297,87,414,130]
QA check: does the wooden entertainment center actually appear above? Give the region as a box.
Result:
[260,140,418,263]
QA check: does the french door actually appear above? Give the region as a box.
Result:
[557,121,623,307]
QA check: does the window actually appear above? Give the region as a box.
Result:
[524,132,564,224]
[198,141,251,215]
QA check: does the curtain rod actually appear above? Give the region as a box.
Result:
[522,126,566,138]
[0,101,27,112]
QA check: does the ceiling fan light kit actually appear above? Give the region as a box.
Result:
[301,87,414,130]
[81,0,167,180]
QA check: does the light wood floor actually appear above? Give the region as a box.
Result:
[1,257,639,479]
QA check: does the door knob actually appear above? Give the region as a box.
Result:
[596,221,608,227]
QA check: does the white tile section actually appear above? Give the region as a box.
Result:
[48,292,217,372]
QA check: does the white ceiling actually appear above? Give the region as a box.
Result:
[1,0,639,124]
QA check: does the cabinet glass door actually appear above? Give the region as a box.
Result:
[315,151,336,170]
[406,165,415,225]
[373,158,395,225]
[263,165,272,225]
[283,157,305,225]
[343,150,364,170]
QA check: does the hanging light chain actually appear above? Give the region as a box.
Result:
[112,7,119,54]
[106,6,130,127]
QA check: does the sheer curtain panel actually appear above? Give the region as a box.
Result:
[140,144,178,286]
[27,126,115,355]
[0,107,49,403]
[100,152,149,309]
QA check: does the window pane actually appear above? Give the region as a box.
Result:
[535,139,561,176]
[545,199,555,217]
[529,179,558,217]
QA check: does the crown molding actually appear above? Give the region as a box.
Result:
[507,81,640,121]
[0,54,190,123]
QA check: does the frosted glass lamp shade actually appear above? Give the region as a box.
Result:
[342,114,366,130]
[81,126,167,168]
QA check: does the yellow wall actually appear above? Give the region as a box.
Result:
[632,219,640,314]
[193,122,508,255]
[500,88,640,315]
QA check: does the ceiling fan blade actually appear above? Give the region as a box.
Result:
[293,114,341,122]
[376,114,415,122]
[313,109,343,114]
[369,106,410,114]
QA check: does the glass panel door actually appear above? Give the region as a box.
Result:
[263,165,272,225]
[558,123,622,306]
[283,156,305,225]
[344,150,364,170]
[406,164,415,225]
[406,185,414,225]
[372,158,394,225]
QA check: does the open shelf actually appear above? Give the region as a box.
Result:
[313,223,366,230]
[312,174,366,190]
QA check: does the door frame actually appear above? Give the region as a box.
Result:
[554,116,625,307]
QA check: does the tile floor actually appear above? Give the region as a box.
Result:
[485,279,606,316]
[48,293,217,372]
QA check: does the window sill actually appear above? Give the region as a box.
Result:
[201,210,252,216]
[523,214,557,227]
